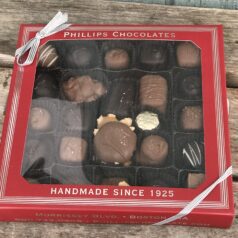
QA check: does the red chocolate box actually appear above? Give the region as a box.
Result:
[0,23,234,228]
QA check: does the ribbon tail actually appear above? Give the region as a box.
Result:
[154,166,232,226]
[40,11,69,36]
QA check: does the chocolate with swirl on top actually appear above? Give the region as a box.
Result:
[38,44,58,68]
[182,141,204,168]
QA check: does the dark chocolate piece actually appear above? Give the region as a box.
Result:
[187,173,205,188]
[104,48,130,69]
[38,44,58,68]
[66,46,93,68]
[180,105,203,130]
[59,137,88,162]
[103,79,135,118]
[181,75,202,98]
[34,73,58,98]
[137,135,168,166]
[139,43,167,66]
[177,42,201,68]
[62,75,106,103]
[94,122,136,165]
[140,75,168,113]
[183,141,204,168]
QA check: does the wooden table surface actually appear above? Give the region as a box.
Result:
[0,1,237,237]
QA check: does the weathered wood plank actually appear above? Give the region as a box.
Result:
[0,0,238,86]
[116,0,238,9]
[227,88,238,177]
[0,68,11,138]
[0,212,238,238]
[0,54,15,68]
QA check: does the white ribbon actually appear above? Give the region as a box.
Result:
[15,11,71,66]
[154,166,232,225]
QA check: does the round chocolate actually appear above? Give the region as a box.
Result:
[59,137,88,162]
[180,105,203,130]
[66,46,92,68]
[62,75,106,103]
[140,43,167,66]
[94,122,136,165]
[38,44,58,68]
[181,75,202,98]
[30,107,51,131]
[34,73,58,98]
[138,135,168,166]
[176,42,201,68]
[104,48,130,69]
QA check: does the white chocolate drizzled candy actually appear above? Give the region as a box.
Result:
[38,44,58,68]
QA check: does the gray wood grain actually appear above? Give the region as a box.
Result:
[0,0,238,86]
[0,219,238,238]
[115,0,238,9]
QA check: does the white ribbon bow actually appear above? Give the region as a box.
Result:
[154,166,232,225]
[15,11,71,66]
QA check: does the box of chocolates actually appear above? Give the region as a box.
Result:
[0,24,234,227]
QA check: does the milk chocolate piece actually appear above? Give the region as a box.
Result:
[139,43,168,66]
[181,75,202,98]
[59,137,87,162]
[34,73,58,98]
[103,79,135,118]
[104,48,130,69]
[137,135,168,166]
[136,111,159,131]
[183,141,204,168]
[38,44,58,68]
[66,46,93,68]
[140,75,168,113]
[101,177,130,186]
[180,105,203,130]
[187,173,205,188]
[62,75,106,103]
[94,122,136,165]
[177,42,201,68]
[30,107,51,131]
